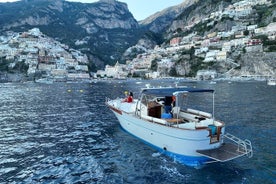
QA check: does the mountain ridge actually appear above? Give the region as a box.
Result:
[139,0,198,33]
[0,0,141,70]
[121,0,276,79]
[1,0,275,79]
[0,0,197,70]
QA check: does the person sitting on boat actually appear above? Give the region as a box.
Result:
[164,96,173,113]
[123,91,133,103]
[171,95,176,107]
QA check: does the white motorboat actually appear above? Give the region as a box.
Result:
[35,78,53,84]
[106,87,253,167]
[267,78,276,86]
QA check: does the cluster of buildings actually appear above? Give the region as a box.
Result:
[95,48,174,79]
[96,0,275,80]
[170,0,275,55]
[0,28,90,82]
[1,0,272,81]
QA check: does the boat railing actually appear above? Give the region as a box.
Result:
[223,133,253,158]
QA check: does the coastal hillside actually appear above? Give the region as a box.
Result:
[0,28,90,82]
[0,0,275,80]
[0,0,141,69]
[122,0,276,79]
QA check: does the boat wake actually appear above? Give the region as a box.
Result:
[152,152,161,157]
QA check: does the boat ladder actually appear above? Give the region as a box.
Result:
[223,133,253,158]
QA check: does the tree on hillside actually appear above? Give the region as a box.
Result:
[150,59,158,71]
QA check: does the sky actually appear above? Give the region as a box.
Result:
[0,0,184,20]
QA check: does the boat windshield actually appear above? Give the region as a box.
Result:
[140,94,157,106]
[176,92,214,114]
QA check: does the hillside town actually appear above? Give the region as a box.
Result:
[0,0,275,82]
[0,28,90,82]
[96,0,276,80]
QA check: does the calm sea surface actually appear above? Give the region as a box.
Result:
[0,80,275,184]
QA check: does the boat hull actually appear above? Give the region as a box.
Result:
[110,107,224,167]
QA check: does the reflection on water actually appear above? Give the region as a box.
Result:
[0,80,275,183]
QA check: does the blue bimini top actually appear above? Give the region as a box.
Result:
[141,87,214,96]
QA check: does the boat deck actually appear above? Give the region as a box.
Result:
[197,143,247,162]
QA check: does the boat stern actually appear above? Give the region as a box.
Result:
[197,132,253,163]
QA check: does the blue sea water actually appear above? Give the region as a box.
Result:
[0,79,275,183]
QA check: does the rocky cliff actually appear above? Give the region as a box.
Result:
[1,0,275,79]
[0,0,141,69]
[140,0,198,33]
[231,52,276,77]
[124,0,276,79]
[164,0,276,78]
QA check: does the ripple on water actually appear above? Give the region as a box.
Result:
[0,81,275,183]
[16,156,104,183]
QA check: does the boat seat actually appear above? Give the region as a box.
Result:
[187,108,212,118]
[179,111,199,122]
[141,114,167,125]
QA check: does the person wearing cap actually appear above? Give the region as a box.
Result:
[123,91,133,103]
